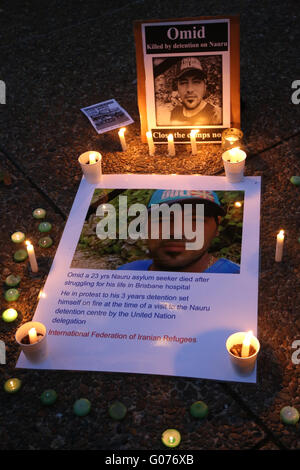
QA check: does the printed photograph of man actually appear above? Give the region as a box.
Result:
[117,190,239,274]
[153,55,223,127]
[70,188,243,273]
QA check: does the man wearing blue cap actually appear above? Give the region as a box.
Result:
[117,189,240,274]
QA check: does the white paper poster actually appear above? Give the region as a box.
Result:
[16,174,261,383]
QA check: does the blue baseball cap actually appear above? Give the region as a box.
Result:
[147,189,225,215]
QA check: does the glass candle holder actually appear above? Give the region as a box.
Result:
[222,128,243,151]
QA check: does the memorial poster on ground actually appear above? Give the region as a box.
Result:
[16,174,261,383]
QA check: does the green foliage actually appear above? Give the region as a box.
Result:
[209,191,244,264]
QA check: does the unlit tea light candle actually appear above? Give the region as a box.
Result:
[275,229,285,262]
[118,128,127,151]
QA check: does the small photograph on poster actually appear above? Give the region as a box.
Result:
[81,99,134,134]
[154,55,223,127]
[70,188,244,274]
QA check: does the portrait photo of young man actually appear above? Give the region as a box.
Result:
[153,55,223,127]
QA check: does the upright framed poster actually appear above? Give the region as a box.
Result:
[134,16,240,144]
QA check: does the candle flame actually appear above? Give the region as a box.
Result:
[25,240,32,247]
[146,131,152,138]
[234,201,242,208]
[278,229,284,238]
[168,133,174,142]
[118,128,126,136]
[190,129,199,137]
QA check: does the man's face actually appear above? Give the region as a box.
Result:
[147,205,219,271]
[177,72,206,110]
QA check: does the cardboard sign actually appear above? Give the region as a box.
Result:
[16,174,260,383]
[134,16,240,144]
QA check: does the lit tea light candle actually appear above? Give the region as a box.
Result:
[4,378,22,393]
[241,330,253,358]
[38,221,52,233]
[161,429,181,448]
[28,327,38,344]
[234,201,242,208]
[33,208,46,219]
[275,229,285,262]
[2,308,18,323]
[25,241,38,273]
[190,129,199,155]
[167,133,175,156]
[146,131,155,156]
[118,128,127,151]
[13,249,28,262]
[11,231,25,243]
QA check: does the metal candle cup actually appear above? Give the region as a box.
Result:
[78,151,102,184]
[226,331,260,375]
[222,148,247,183]
[15,321,47,362]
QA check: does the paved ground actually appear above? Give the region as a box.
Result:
[0,0,300,451]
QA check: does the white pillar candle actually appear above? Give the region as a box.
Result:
[241,330,253,357]
[118,128,127,151]
[167,133,175,156]
[28,327,38,344]
[190,129,199,155]
[146,131,155,156]
[25,241,38,273]
[89,151,97,165]
[275,230,285,262]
